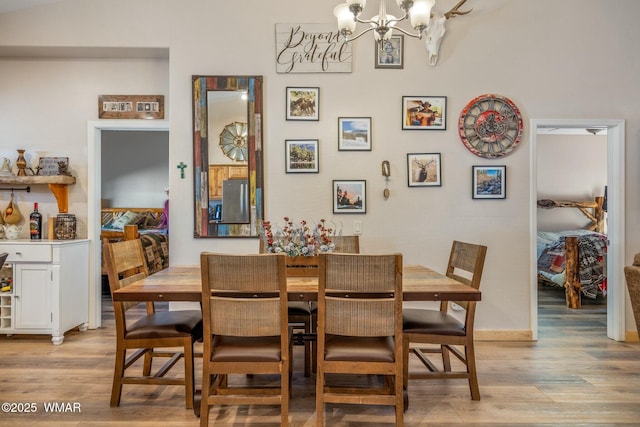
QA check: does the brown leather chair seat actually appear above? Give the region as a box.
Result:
[211,336,282,362]
[324,335,395,362]
[402,308,466,336]
[125,310,203,340]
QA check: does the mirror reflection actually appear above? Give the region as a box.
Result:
[192,76,263,238]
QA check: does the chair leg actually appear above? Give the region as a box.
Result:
[441,344,452,372]
[465,343,481,400]
[184,338,195,409]
[199,372,211,426]
[282,359,289,426]
[315,366,324,426]
[402,339,410,389]
[304,320,311,377]
[110,347,126,407]
[142,348,153,376]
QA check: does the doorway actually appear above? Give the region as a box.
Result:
[529,119,625,341]
[87,120,170,329]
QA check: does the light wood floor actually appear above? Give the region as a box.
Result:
[0,284,639,426]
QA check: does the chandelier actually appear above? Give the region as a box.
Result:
[334,0,471,64]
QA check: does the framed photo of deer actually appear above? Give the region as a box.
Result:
[402,96,446,130]
[285,139,319,173]
[472,165,506,199]
[407,153,442,187]
[286,87,319,121]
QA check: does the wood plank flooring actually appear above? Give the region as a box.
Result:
[0,284,638,426]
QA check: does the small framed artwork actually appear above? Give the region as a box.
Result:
[402,96,446,130]
[407,153,442,187]
[333,180,366,214]
[338,117,372,151]
[286,87,319,121]
[285,139,319,173]
[375,35,404,69]
[98,95,164,119]
[472,165,506,199]
[37,157,69,176]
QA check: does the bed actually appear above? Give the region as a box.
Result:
[536,197,607,307]
[100,208,168,275]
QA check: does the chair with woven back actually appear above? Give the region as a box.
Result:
[102,239,203,409]
[199,252,291,426]
[402,240,487,402]
[316,252,404,426]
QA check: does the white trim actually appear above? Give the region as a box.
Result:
[86,120,170,329]
[530,118,625,342]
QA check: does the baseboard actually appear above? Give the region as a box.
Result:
[625,331,639,342]
[475,330,533,341]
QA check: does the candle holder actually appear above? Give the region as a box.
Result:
[15,149,27,176]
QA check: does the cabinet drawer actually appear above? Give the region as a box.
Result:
[0,245,52,262]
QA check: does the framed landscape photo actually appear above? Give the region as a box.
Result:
[375,34,403,69]
[472,165,506,199]
[338,117,372,151]
[333,180,366,214]
[407,153,441,187]
[402,96,446,130]
[286,87,319,121]
[285,139,319,173]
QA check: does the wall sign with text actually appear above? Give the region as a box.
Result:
[275,23,352,73]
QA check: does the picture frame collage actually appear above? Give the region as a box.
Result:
[284,86,507,214]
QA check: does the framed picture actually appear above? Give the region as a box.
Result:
[333,180,366,214]
[98,95,164,119]
[286,87,319,121]
[338,117,372,151]
[285,139,319,173]
[37,157,69,176]
[375,34,404,69]
[407,153,442,187]
[402,96,446,130]
[472,165,506,199]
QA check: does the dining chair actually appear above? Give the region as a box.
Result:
[103,239,203,409]
[199,253,291,427]
[332,235,360,254]
[402,240,487,402]
[316,253,404,426]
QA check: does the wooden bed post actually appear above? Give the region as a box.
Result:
[564,236,581,309]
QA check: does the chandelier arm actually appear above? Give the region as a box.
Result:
[345,25,377,42]
[391,25,423,39]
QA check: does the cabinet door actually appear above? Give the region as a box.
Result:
[14,264,52,329]
[208,166,229,200]
[228,166,248,179]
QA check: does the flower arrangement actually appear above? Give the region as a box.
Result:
[262,217,335,257]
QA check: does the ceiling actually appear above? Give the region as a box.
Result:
[0,0,62,14]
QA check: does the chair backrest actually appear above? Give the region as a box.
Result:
[445,240,487,311]
[200,253,288,337]
[102,239,150,333]
[0,252,7,271]
[332,235,360,254]
[319,253,402,337]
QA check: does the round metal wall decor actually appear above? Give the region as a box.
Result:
[458,94,523,159]
[219,121,248,161]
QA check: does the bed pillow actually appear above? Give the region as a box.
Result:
[109,210,141,230]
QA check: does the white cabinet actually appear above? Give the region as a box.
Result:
[0,240,89,345]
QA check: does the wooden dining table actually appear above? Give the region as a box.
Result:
[111,264,481,303]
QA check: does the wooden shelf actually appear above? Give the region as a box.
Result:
[0,175,76,185]
[0,175,76,212]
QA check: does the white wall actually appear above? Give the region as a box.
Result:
[1,0,639,336]
[101,130,169,208]
[537,134,607,231]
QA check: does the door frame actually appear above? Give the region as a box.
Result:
[86,120,170,329]
[529,118,625,341]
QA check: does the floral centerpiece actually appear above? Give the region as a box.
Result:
[261,217,335,257]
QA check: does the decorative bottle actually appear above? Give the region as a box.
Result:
[30,202,42,240]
